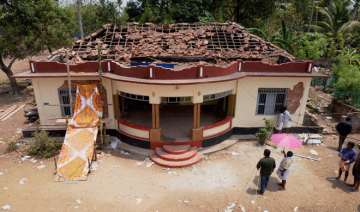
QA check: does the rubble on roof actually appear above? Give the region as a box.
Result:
[51,22,295,64]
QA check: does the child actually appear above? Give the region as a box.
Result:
[337,142,356,182]
[276,150,294,190]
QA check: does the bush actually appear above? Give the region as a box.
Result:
[294,33,328,60]
[332,51,360,108]
[27,131,62,158]
[6,141,18,153]
[256,128,269,145]
[264,118,275,134]
[256,118,275,145]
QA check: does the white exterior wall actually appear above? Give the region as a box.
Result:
[32,76,311,130]
[233,77,311,127]
[32,77,115,128]
[111,80,236,104]
[32,78,67,126]
[101,78,116,129]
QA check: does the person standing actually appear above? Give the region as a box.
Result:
[349,151,360,191]
[336,142,356,182]
[256,149,276,195]
[276,150,294,190]
[275,106,292,133]
[335,117,352,151]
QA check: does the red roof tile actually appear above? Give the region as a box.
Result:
[51,22,294,64]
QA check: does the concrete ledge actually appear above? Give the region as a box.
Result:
[21,126,322,151]
[116,140,151,156]
[233,126,323,135]
[199,138,238,154]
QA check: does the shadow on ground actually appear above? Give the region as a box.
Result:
[246,175,281,195]
[103,148,146,162]
[326,177,353,193]
[325,145,339,152]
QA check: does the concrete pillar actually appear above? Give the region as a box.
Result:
[151,104,160,128]
[227,94,236,117]
[192,103,203,141]
[113,94,120,120]
[150,104,161,142]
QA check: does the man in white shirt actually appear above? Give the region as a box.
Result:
[275,106,292,133]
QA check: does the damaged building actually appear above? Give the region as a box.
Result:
[15,22,323,167]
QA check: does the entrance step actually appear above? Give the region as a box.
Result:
[150,152,202,168]
[163,144,191,154]
[155,147,197,161]
[150,144,202,168]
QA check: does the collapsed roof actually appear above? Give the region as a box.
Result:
[51,22,295,64]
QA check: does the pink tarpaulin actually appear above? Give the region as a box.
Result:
[271,133,302,149]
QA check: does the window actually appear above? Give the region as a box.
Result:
[161,96,192,104]
[256,88,287,115]
[120,92,149,102]
[203,90,232,102]
[58,88,76,116]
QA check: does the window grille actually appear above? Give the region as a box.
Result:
[58,88,76,116]
[256,88,287,115]
[161,96,192,104]
[203,90,232,102]
[120,92,149,102]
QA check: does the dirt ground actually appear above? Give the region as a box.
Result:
[0,134,360,212]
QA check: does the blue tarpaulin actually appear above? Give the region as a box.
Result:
[130,61,175,69]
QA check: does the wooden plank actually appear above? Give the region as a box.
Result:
[0,105,17,120]
[1,104,25,121]
[294,153,320,161]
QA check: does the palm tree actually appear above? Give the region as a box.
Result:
[272,20,296,53]
[311,0,360,53]
[76,0,84,39]
[248,20,296,53]
[352,0,360,19]
[339,48,360,66]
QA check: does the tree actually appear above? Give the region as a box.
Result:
[333,51,360,107]
[0,0,73,94]
[233,0,277,27]
[124,0,215,23]
[311,0,360,55]
[125,0,143,21]
[65,0,125,35]
[294,32,328,59]
[352,0,360,19]
[272,20,296,53]
[76,0,84,39]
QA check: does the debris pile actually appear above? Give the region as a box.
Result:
[51,23,294,64]
[298,134,323,145]
[224,202,236,212]
[136,157,154,168]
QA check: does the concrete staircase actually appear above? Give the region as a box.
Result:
[150,144,202,168]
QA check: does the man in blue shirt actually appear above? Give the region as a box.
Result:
[336,142,356,182]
